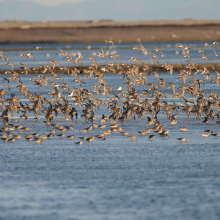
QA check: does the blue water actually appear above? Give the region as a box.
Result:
[0,40,219,71]
[0,41,220,219]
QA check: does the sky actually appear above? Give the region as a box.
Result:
[10,0,90,6]
[0,0,219,21]
[4,0,214,8]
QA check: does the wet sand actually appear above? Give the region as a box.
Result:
[0,20,220,44]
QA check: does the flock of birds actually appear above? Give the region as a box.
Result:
[0,34,220,144]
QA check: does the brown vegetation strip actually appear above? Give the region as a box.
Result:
[0,20,220,43]
[1,63,219,74]
[1,20,220,29]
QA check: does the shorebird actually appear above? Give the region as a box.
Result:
[108,40,114,48]
[57,134,66,138]
[80,128,89,133]
[11,119,19,123]
[211,42,220,46]
[201,133,210,137]
[33,46,43,50]
[20,63,31,75]
[58,48,68,56]
[0,41,220,148]
[14,134,22,139]
[177,137,187,142]
[34,138,43,144]
[121,131,129,136]
[169,120,177,125]
[67,135,75,139]
[212,48,219,57]
[97,47,106,58]
[149,135,155,139]
[103,129,111,135]
[25,134,32,140]
[172,33,178,40]
[39,135,47,140]
[86,135,95,142]
[128,135,138,139]
[211,133,220,137]
[201,54,209,63]
[132,46,141,53]
[32,133,39,137]
[198,49,206,54]
[180,127,188,132]
[19,52,28,59]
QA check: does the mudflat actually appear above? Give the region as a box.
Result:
[0,20,220,43]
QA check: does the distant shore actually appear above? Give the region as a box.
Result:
[0,20,220,44]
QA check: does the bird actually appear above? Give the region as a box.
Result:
[149,135,155,139]
[132,46,140,53]
[12,119,19,123]
[1,40,220,149]
[212,48,219,57]
[57,134,66,138]
[177,137,187,142]
[108,40,114,48]
[121,131,129,136]
[34,138,43,144]
[201,133,210,137]
[128,135,138,139]
[33,46,43,50]
[211,42,220,46]
[39,135,47,140]
[58,48,68,56]
[67,135,75,139]
[201,54,209,63]
[169,120,177,125]
[198,49,206,54]
[180,127,188,132]
[14,134,22,139]
[172,33,178,40]
[211,133,220,137]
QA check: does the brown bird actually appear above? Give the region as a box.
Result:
[132,46,140,53]
[67,135,75,139]
[211,41,220,46]
[177,137,187,142]
[201,133,210,137]
[180,127,188,132]
[34,138,43,144]
[108,40,114,48]
[172,33,178,40]
[212,48,219,57]
[201,54,209,63]
[128,135,138,139]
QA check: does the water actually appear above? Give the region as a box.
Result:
[1,41,220,219]
[0,40,219,71]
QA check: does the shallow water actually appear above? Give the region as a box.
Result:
[1,41,220,219]
[0,40,219,71]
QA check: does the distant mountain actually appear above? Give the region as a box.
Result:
[0,0,220,21]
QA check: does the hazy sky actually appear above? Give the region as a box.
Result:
[3,0,216,11]
[0,0,219,21]
[17,0,90,6]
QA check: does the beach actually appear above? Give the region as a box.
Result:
[0,20,220,44]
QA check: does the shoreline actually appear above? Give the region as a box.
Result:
[0,20,220,44]
[1,63,219,74]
